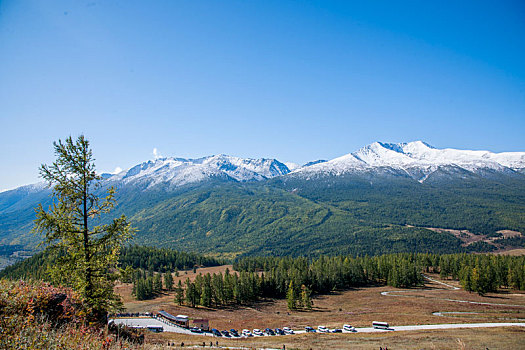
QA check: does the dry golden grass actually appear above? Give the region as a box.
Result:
[117,269,525,349]
[144,327,525,349]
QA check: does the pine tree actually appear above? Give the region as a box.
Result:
[459,265,473,292]
[34,135,134,322]
[508,260,524,290]
[119,265,134,283]
[146,276,154,298]
[153,273,163,293]
[135,278,146,300]
[300,284,312,310]
[471,267,482,295]
[201,274,212,307]
[164,272,174,291]
[185,278,197,307]
[211,273,223,306]
[133,277,141,300]
[175,280,184,305]
[286,280,297,310]
[232,273,241,304]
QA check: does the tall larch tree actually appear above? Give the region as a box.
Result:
[176,280,185,305]
[286,280,297,310]
[34,135,134,322]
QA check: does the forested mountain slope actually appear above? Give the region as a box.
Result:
[125,184,466,257]
[1,142,524,257]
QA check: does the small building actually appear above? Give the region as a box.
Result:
[174,315,189,327]
[191,318,209,331]
[158,311,189,327]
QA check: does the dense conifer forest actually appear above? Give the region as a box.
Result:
[3,246,524,307]
[2,175,525,257]
[0,245,223,281]
[127,252,525,306]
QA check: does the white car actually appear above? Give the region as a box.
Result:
[282,327,294,335]
[241,329,253,337]
[318,326,329,333]
[343,324,356,332]
[252,329,264,336]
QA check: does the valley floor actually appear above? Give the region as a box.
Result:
[116,266,525,349]
[145,327,524,349]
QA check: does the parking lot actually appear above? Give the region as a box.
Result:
[110,317,525,337]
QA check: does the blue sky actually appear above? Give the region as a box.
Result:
[1,0,524,190]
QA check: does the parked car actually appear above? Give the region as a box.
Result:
[343,324,356,332]
[318,326,329,333]
[331,328,342,333]
[190,327,203,333]
[305,326,316,333]
[220,330,231,337]
[253,329,264,336]
[211,328,222,337]
[283,327,295,335]
[275,328,285,335]
[242,329,253,337]
[230,329,239,337]
[264,328,275,336]
[146,325,163,333]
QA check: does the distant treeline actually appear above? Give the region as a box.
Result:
[0,245,223,281]
[433,253,525,295]
[0,250,49,280]
[164,254,424,310]
[133,253,524,309]
[3,248,524,306]
[119,245,224,272]
[234,253,525,296]
[234,254,424,294]
[130,269,175,301]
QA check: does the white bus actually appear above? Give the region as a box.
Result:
[146,325,164,333]
[372,321,389,329]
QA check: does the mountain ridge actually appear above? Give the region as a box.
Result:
[290,141,525,182]
[2,141,525,195]
[1,141,524,256]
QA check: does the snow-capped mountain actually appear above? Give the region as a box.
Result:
[3,141,524,196]
[102,142,525,188]
[292,141,525,182]
[1,141,524,254]
[104,154,291,189]
[0,182,49,214]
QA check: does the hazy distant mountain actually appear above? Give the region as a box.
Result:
[1,142,524,256]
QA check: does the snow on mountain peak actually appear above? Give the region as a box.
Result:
[291,141,525,181]
[352,141,524,171]
[93,142,525,189]
[108,154,291,189]
[284,162,301,171]
[354,142,416,167]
